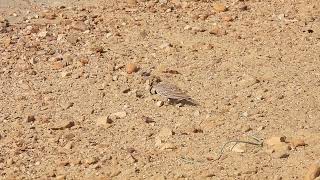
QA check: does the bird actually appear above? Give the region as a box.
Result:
[151,81,197,105]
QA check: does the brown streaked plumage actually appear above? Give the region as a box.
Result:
[152,82,196,103]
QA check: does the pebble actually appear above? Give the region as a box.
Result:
[239,5,248,11]
[191,26,206,33]
[213,3,227,12]
[127,0,137,5]
[26,115,36,123]
[193,110,200,116]
[52,120,75,130]
[159,42,172,49]
[159,0,168,4]
[156,101,164,107]
[158,127,173,138]
[61,71,72,78]
[108,111,127,120]
[209,26,226,36]
[52,61,65,70]
[265,136,286,146]
[237,75,259,87]
[126,63,138,74]
[43,12,56,20]
[304,161,320,180]
[84,157,99,165]
[184,25,191,30]
[2,37,11,47]
[160,143,176,150]
[71,21,88,32]
[61,102,74,110]
[37,30,48,38]
[222,16,234,22]
[96,116,113,127]
[90,45,104,53]
[141,116,155,124]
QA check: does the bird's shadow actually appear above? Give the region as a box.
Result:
[168,99,199,106]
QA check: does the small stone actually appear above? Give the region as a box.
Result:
[52,120,75,130]
[191,26,206,32]
[222,16,233,22]
[52,61,65,70]
[231,143,246,153]
[159,42,172,49]
[79,59,89,66]
[159,0,168,4]
[71,21,87,31]
[184,25,191,30]
[239,5,248,11]
[304,161,320,180]
[160,143,176,150]
[265,136,286,146]
[156,101,164,107]
[2,37,11,47]
[109,111,127,120]
[43,12,56,20]
[127,0,137,5]
[64,142,74,149]
[0,16,6,22]
[84,157,99,165]
[126,63,138,74]
[26,115,36,122]
[56,175,66,180]
[61,102,74,109]
[38,30,47,38]
[193,110,200,116]
[158,127,173,138]
[96,116,113,127]
[213,3,227,12]
[142,116,155,123]
[290,138,306,148]
[112,75,119,81]
[209,26,226,36]
[61,71,72,78]
[90,44,104,53]
[238,75,259,87]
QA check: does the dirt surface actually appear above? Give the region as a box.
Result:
[1,0,320,179]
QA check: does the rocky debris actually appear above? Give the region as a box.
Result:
[51,120,75,130]
[304,161,320,180]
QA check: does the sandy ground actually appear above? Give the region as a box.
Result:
[0,0,320,179]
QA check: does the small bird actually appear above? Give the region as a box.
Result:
[151,81,197,105]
